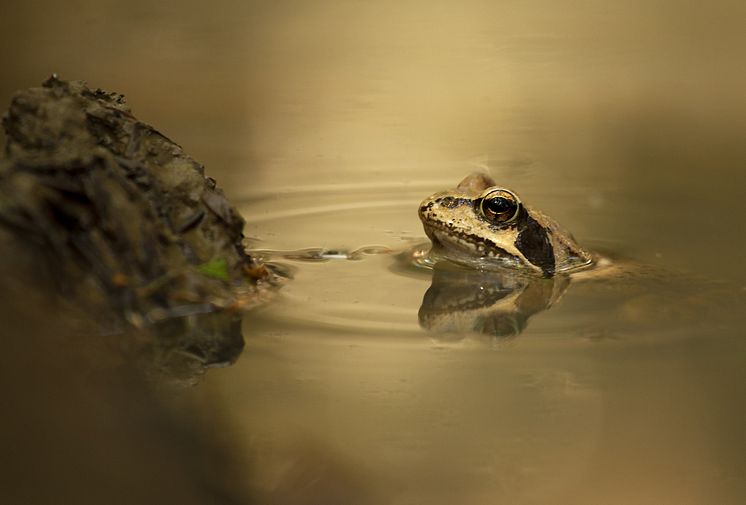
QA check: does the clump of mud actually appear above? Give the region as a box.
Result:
[0,76,281,371]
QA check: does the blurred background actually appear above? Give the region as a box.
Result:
[2,0,746,279]
[2,2,746,504]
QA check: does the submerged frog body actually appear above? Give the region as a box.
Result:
[418,173,593,277]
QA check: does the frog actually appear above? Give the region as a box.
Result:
[418,172,594,277]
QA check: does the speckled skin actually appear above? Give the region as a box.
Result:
[418,173,593,276]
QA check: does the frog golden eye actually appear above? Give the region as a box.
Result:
[479,189,521,224]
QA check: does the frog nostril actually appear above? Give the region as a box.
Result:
[419,201,435,215]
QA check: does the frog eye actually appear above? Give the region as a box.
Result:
[478,188,521,224]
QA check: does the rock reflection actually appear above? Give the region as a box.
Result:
[418,261,569,338]
[141,310,246,385]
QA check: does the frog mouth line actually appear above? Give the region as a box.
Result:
[424,222,514,259]
[421,288,517,314]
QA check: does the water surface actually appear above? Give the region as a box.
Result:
[208,177,746,504]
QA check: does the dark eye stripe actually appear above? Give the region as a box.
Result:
[515,213,555,276]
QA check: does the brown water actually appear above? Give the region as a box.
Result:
[2,1,746,504]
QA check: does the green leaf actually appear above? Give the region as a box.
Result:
[197,257,230,282]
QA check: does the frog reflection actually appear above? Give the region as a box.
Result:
[418,261,569,338]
